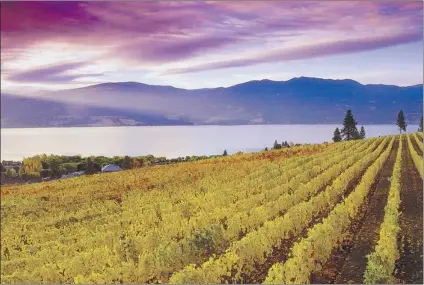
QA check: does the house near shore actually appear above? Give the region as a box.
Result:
[101,164,121,173]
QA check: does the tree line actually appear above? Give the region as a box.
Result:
[2,153,223,180]
[333,110,423,143]
[332,110,366,142]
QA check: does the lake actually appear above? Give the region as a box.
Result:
[1,124,418,161]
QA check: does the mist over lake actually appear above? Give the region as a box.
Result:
[1,124,418,161]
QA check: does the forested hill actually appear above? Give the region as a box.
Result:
[2,77,422,128]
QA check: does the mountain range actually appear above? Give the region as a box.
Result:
[1,77,422,128]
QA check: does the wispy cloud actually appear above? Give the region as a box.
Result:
[7,62,103,83]
[114,35,241,64]
[0,1,422,89]
[165,31,422,74]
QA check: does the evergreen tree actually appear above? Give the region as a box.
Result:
[354,128,362,140]
[264,147,268,151]
[122,156,131,170]
[419,115,423,132]
[397,110,407,134]
[273,140,281,150]
[223,149,228,156]
[332,127,342,142]
[86,157,94,174]
[341,110,359,141]
[359,126,366,139]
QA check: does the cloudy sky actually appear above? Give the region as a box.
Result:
[1,1,422,92]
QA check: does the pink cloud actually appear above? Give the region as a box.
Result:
[165,31,422,74]
[6,62,103,83]
[1,1,422,72]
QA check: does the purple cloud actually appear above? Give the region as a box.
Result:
[1,1,422,82]
[115,34,241,64]
[165,31,423,74]
[7,62,103,83]
[2,2,422,55]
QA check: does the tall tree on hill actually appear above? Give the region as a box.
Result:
[397,110,407,134]
[332,127,342,142]
[122,156,131,170]
[341,110,358,141]
[223,149,228,156]
[419,115,423,132]
[273,140,281,150]
[359,126,366,139]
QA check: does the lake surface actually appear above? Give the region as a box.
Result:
[1,124,418,161]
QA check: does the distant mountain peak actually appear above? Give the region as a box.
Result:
[58,77,421,92]
[73,81,184,92]
[288,76,361,85]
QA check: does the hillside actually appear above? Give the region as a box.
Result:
[1,77,422,127]
[1,133,423,283]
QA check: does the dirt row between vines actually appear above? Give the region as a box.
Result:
[410,135,423,156]
[245,141,382,284]
[394,136,423,284]
[311,139,398,284]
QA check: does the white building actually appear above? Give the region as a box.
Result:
[101,164,121,173]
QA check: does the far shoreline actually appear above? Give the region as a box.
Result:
[0,123,418,130]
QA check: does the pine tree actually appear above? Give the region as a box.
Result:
[397,110,407,134]
[359,126,366,139]
[223,149,228,156]
[332,127,342,142]
[86,157,94,174]
[264,147,268,151]
[273,140,281,150]
[419,115,423,132]
[354,128,362,140]
[122,156,131,170]
[341,110,359,141]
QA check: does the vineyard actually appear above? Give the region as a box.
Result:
[1,133,422,284]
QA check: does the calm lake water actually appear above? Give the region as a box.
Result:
[1,124,418,161]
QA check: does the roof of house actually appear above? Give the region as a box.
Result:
[101,164,121,172]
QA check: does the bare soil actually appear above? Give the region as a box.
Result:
[394,136,423,284]
[410,135,423,156]
[311,139,398,284]
[248,145,380,284]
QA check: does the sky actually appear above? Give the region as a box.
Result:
[1,1,423,93]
